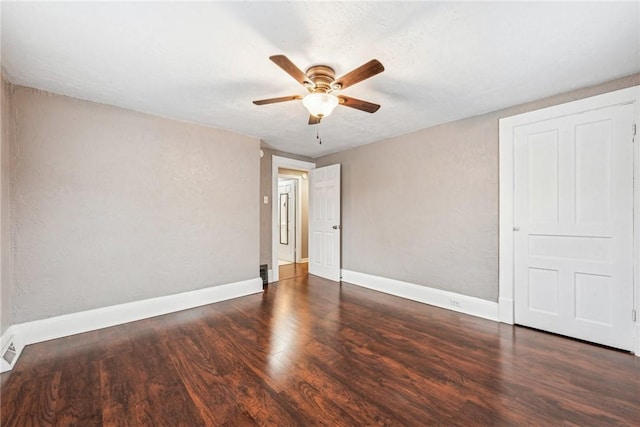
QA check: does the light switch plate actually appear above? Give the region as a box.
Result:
[263,196,268,204]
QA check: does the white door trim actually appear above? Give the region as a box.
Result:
[499,85,640,355]
[271,155,315,283]
[279,174,304,263]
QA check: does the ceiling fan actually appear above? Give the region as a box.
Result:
[253,55,384,125]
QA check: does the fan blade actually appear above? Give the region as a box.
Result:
[253,95,302,105]
[337,95,380,113]
[333,59,384,90]
[270,55,315,89]
[308,115,321,125]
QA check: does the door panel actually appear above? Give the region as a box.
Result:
[309,164,341,281]
[514,104,634,350]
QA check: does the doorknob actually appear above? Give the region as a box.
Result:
[332,225,342,230]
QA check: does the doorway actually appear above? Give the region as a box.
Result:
[278,178,297,265]
[271,155,315,283]
[278,170,308,280]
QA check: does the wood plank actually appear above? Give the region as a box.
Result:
[54,352,102,426]
[99,331,205,426]
[161,331,249,425]
[1,371,61,426]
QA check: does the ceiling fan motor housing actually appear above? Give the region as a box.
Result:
[305,65,336,93]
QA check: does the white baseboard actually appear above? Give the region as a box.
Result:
[341,270,499,322]
[300,258,309,263]
[499,297,515,324]
[1,277,263,371]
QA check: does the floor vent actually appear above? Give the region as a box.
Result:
[259,264,268,285]
[2,342,17,365]
[1,334,24,373]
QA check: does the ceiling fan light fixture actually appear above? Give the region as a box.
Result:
[302,93,339,118]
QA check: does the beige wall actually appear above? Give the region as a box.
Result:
[317,73,640,302]
[10,86,260,323]
[279,168,309,259]
[1,75,13,335]
[259,147,313,267]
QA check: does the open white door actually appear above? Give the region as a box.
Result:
[309,164,341,281]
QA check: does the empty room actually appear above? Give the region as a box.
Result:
[1,2,639,425]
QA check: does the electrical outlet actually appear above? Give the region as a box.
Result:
[450,299,461,308]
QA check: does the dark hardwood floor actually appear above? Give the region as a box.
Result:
[1,274,639,426]
[279,262,308,281]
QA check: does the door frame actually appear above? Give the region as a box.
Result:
[498,85,640,355]
[279,174,304,263]
[271,155,315,283]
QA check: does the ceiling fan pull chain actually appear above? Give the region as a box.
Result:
[316,124,322,145]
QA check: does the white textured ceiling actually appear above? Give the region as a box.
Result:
[2,2,639,158]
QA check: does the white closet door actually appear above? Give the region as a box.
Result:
[513,103,634,350]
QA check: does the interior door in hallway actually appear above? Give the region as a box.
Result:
[278,180,296,263]
[309,164,341,282]
[513,103,635,351]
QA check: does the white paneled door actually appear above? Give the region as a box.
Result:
[309,164,341,281]
[278,180,296,263]
[514,103,635,350]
